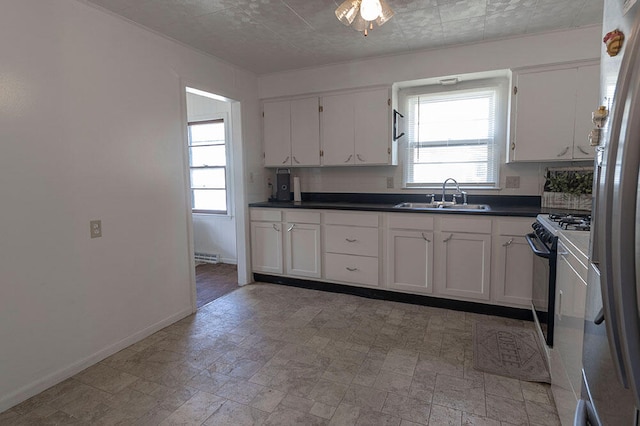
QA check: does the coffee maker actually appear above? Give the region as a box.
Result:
[276,168,291,201]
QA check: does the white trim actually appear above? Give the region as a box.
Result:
[0,307,192,413]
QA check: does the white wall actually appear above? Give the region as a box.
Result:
[0,0,262,411]
[258,26,602,196]
[186,92,237,264]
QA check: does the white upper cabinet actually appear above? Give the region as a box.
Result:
[263,100,291,167]
[321,88,395,166]
[320,92,355,165]
[263,97,320,167]
[509,61,599,162]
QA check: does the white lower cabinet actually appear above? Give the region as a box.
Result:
[250,221,283,274]
[551,237,588,426]
[284,222,321,278]
[250,208,535,309]
[435,217,492,301]
[324,211,381,288]
[386,213,434,295]
[492,218,535,307]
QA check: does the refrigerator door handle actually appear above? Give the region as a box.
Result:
[573,400,588,426]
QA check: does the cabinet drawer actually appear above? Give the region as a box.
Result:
[325,253,379,287]
[387,213,434,230]
[440,217,492,234]
[324,212,379,227]
[325,225,379,256]
[250,209,282,222]
[284,210,321,224]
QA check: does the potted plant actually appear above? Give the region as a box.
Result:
[542,168,593,211]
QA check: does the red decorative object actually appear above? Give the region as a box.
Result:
[604,29,624,56]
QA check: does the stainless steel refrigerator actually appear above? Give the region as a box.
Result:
[577,0,640,424]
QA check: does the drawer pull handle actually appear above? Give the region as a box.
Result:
[293,156,300,164]
[503,238,514,247]
[443,233,453,243]
[272,224,280,232]
[344,154,353,163]
[287,224,295,232]
[557,147,570,157]
[356,154,365,162]
[282,156,290,164]
[421,233,431,242]
[346,267,358,272]
[577,146,590,155]
[345,238,357,243]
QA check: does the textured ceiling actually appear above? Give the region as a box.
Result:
[85,0,604,75]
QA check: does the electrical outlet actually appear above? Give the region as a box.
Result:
[386,177,394,189]
[505,176,520,189]
[90,220,102,238]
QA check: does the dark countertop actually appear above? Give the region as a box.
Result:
[249,193,546,218]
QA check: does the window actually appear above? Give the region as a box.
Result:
[188,119,228,214]
[403,81,505,188]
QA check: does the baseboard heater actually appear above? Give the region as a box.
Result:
[194,253,219,264]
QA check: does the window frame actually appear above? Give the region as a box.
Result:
[399,77,508,189]
[187,117,231,215]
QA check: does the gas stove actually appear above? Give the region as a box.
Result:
[538,213,592,235]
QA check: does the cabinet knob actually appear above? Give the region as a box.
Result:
[282,156,290,164]
[557,147,570,157]
[293,156,300,164]
[344,154,353,163]
[502,238,514,247]
[421,233,431,242]
[443,233,454,243]
[356,154,365,162]
[510,142,515,150]
[287,224,296,232]
[272,224,280,232]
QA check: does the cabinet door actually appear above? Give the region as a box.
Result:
[436,232,491,301]
[284,223,321,278]
[512,68,577,161]
[387,230,433,294]
[321,93,355,165]
[354,89,390,164]
[572,64,599,160]
[251,221,283,274]
[264,101,291,167]
[493,236,533,306]
[291,97,320,166]
[554,241,588,401]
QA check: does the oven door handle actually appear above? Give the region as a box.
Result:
[525,233,551,259]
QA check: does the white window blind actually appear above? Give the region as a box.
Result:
[404,87,499,187]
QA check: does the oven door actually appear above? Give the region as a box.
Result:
[526,232,555,346]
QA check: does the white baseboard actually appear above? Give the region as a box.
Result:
[0,307,193,413]
[220,257,237,265]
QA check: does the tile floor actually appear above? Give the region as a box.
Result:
[0,284,560,425]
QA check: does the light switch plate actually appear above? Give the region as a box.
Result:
[386,177,394,189]
[90,220,102,238]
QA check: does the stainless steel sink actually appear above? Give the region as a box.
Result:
[393,202,490,211]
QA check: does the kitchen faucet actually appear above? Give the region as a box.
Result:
[442,178,467,205]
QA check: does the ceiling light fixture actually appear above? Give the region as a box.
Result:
[335,0,395,36]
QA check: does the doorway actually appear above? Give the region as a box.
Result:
[185,87,241,308]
